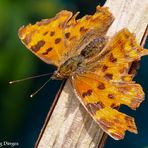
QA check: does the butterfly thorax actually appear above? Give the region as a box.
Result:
[51,37,107,80]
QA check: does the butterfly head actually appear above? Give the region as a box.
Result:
[51,70,65,80]
[51,65,71,80]
[51,65,73,80]
[51,56,83,80]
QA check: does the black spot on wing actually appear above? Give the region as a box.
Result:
[42,47,53,55]
[50,31,55,36]
[43,31,48,36]
[65,32,71,39]
[104,73,113,80]
[55,38,61,44]
[102,65,108,72]
[82,89,93,98]
[109,53,117,63]
[31,40,45,52]
[108,94,115,99]
[97,82,105,90]
[86,101,104,115]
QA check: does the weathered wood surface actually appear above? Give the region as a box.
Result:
[35,0,148,148]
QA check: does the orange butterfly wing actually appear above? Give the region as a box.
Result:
[72,29,148,140]
[18,6,113,67]
[18,10,72,66]
[64,6,114,57]
[84,29,148,82]
[72,74,143,139]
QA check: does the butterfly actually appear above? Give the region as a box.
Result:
[18,5,148,140]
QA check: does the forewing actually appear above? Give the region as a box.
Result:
[64,6,114,57]
[18,6,113,67]
[18,10,72,67]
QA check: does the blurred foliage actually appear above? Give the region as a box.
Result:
[0,0,69,143]
[0,0,148,148]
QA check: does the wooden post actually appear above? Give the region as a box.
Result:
[35,0,148,147]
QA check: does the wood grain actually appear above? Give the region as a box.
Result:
[35,0,148,147]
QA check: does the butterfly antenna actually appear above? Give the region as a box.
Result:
[30,78,51,98]
[9,73,52,84]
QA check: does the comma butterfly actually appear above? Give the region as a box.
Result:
[18,6,148,140]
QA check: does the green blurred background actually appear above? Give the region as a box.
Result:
[0,0,148,148]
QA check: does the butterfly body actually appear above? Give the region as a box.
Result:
[52,37,107,79]
[18,5,148,140]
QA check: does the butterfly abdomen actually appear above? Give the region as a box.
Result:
[80,37,107,59]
